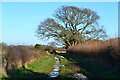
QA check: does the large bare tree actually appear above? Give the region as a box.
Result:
[37,6,107,48]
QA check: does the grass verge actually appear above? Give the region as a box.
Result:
[56,55,75,75]
[63,53,120,80]
[27,54,55,74]
[2,54,55,79]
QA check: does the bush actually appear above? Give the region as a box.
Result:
[6,46,34,69]
[34,44,45,51]
[0,42,7,54]
[2,45,48,76]
[6,46,22,69]
[45,46,55,53]
[18,46,34,68]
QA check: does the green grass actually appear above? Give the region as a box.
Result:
[1,74,8,79]
[2,54,56,79]
[60,66,74,75]
[27,54,55,74]
[63,54,120,80]
[56,55,69,65]
[3,68,49,79]
[56,55,75,75]
[2,53,119,79]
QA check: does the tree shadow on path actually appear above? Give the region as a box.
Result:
[57,53,120,80]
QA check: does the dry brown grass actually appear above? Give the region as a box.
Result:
[67,38,120,73]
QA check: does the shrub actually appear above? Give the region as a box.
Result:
[6,46,22,69]
[5,46,34,69]
[34,44,45,51]
[2,45,48,76]
[18,46,34,68]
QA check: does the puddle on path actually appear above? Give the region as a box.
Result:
[49,56,88,80]
[49,57,60,78]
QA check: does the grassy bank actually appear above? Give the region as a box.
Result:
[27,54,55,74]
[67,38,120,73]
[2,54,55,79]
[61,53,120,80]
[56,55,75,75]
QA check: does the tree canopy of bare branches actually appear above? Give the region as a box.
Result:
[37,6,107,48]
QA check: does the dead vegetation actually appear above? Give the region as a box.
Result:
[2,45,48,75]
[67,38,120,73]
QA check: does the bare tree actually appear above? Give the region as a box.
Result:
[37,6,107,48]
